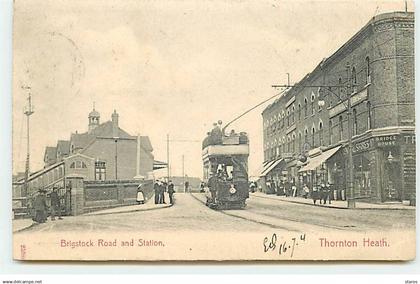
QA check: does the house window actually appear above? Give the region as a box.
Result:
[95,161,106,181]
[366,57,371,84]
[339,115,343,140]
[367,101,372,129]
[70,160,87,169]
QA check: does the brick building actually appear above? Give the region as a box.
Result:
[261,12,415,205]
[14,107,162,198]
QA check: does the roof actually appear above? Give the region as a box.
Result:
[70,132,94,149]
[44,146,57,160]
[56,140,70,155]
[89,109,100,117]
[91,121,133,138]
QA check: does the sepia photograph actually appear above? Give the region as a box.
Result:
[11,0,415,261]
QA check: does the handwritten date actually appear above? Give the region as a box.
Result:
[263,233,306,258]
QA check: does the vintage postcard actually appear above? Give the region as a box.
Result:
[12,0,415,261]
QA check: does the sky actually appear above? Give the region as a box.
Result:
[12,0,413,178]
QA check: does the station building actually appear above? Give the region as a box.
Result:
[261,12,415,205]
[14,107,164,198]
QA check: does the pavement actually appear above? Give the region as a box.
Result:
[13,194,172,232]
[12,218,36,233]
[250,191,415,210]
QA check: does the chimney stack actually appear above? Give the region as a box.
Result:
[112,110,119,137]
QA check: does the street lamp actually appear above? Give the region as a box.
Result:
[114,137,119,180]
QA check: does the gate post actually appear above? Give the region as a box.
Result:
[66,175,85,216]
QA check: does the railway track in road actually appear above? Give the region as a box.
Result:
[190,193,349,232]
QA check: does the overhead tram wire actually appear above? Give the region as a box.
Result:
[222,87,290,133]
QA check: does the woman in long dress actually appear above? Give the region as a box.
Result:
[136,184,145,204]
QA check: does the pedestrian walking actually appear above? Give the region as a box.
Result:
[136,184,145,204]
[184,181,189,193]
[160,180,167,204]
[50,186,62,221]
[168,180,175,204]
[33,189,48,223]
[320,183,329,204]
[200,182,205,193]
[311,186,320,205]
[327,182,333,204]
[303,184,310,199]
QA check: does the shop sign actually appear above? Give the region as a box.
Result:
[372,135,397,147]
[353,135,400,153]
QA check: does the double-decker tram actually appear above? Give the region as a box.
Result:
[202,122,249,209]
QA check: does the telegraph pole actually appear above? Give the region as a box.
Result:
[166,134,170,182]
[22,85,34,200]
[182,154,185,192]
[346,63,356,208]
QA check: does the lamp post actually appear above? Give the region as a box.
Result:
[114,137,119,180]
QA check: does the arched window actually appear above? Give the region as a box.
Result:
[311,93,315,115]
[298,103,302,120]
[366,57,371,84]
[298,132,302,152]
[287,109,290,127]
[311,127,316,147]
[367,101,372,129]
[304,98,308,117]
[319,120,324,146]
[291,105,295,124]
[292,133,296,153]
[339,116,343,140]
[70,160,87,169]
[351,67,357,92]
[304,128,309,142]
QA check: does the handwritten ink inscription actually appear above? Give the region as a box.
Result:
[263,233,306,258]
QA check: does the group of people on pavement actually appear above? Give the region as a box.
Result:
[309,183,334,205]
[153,180,175,205]
[31,185,63,224]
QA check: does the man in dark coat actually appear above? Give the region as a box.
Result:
[154,180,160,204]
[50,186,62,221]
[167,180,175,204]
[160,181,167,204]
[33,189,48,223]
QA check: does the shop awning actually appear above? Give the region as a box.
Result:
[153,160,168,170]
[260,158,285,177]
[298,145,341,172]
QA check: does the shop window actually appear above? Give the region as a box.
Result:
[95,161,106,181]
[354,155,373,198]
